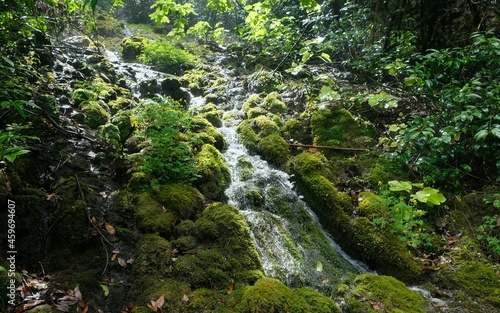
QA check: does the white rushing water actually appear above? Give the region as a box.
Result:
[210,67,372,289]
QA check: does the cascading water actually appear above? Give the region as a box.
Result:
[198,58,373,292]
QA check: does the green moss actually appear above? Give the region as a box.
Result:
[257,133,289,166]
[28,305,58,313]
[194,144,231,201]
[133,234,173,281]
[237,116,281,154]
[111,110,133,140]
[245,184,265,206]
[200,203,262,270]
[97,123,121,149]
[351,218,422,282]
[191,116,226,150]
[242,94,262,116]
[72,88,97,105]
[251,70,281,93]
[80,100,110,129]
[120,36,148,62]
[172,235,198,251]
[199,103,223,127]
[282,118,307,141]
[247,107,268,119]
[357,192,388,219]
[262,92,287,114]
[238,155,254,181]
[292,153,421,282]
[108,96,135,114]
[187,288,222,312]
[176,220,195,236]
[311,108,375,148]
[292,288,340,313]
[238,278,294,313]
[156,184,205,219]
[347,274,426,313]
[140,279,191,311]
[454,261,500,306]
[135,193,176,235]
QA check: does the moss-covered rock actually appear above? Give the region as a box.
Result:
[311,108,375,148]
[292,288,340,313]
[120,36,148,62]
[453,260,500,306]
[194,144,231,201]
[262,92,287,114]
[191,116,226,150]
[80,100,110,128]
[238,155,254,181]
[238,278,295,313]
[133,234,174,281]
[111,110,133,140]
[357,192,388,219]
[257,133,289,166]
[156,184,205,219]
[199,203,262,271]
[292,152,422,282]
[282,118,309,142]
[72,88,97,106]
[108,96,135,114]
[97,123,121,149]
[351,218,422,282]
[140,279,191,312]
[199,102,223,127]
[347,274,426,313]
[135,193,176,235]
[242,94,262,117]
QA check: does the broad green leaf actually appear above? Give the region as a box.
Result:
[474,129,489,140]
[320,53,332,63]
[316,260,323,272]
[491,125,500,139]
[100,284,110,297]
[302,51,311,63]
[388,180,412,193]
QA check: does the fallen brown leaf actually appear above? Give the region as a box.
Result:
[105,223,116,235]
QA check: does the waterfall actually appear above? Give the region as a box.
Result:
[209,66,372,291]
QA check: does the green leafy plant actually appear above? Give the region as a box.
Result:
[476,194,500,257]
[372,181,445,249]
[138,41,198,74]
[0,124,39,163]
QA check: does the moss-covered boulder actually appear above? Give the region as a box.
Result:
[194,144,231,201]
[97,123,121,149]
[156,184,205,219]
[120,36,147,62]
[262,92,287,114]
[238,278,295,312]
[238,155,254,181]
[72,88,97,106]
[111,110,133,140]
[108,96,135,114]
[199,102,223,127]
[311,108,375,148]
[347,274,426,313]
[292,152,422,282]
[80,100,110,128]
[191,116,226,150]
[453,260,500,306]
[133,234,174,281]
[135,193,176,235]
[257,133,289,165]
[292,288,340,313]
[247,106,268,119]
[139,279,191,312]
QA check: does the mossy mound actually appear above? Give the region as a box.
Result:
[237,116,289,166]
[156,184,205,219]
[111,110,133,140]
[292,152,422,282]
[453,260,500,306]
[133,234,174,281]
[247,106,268,119]
[191,116,226,150]
[238,155,254,181]
[199,102,223,127]
[97,123,121,149]
[134,193,175,235]
[80,100,110,129]
[311,108,375,148]
[194,144,231,201]
[238,278,295,312]
[347,274,426,313]
[120,36,147,62]
[257,133,289,165]
[140,279,191,311]
[262,92,287,114]
[292,288,340,313]
[282,118,308,142]
[72,89,97,106]
[357,192,388,219]
[242,94,262,117]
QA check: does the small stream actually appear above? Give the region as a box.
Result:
[195,59,372,291]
